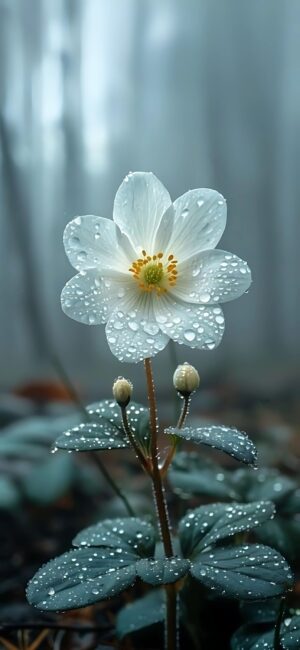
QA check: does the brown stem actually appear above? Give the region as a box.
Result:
[162,394,191,477]
[166,585,178,650]
[176,394,191,429]
[144,358,177,650]
[120,406,152,475]
[144,358,173,557]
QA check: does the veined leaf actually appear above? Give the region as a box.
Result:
[136,557,189,586]
[165,425,257,466]
[179,501,275,557]
[191,544,293,600]
[73,517,156,558]
[27,547,137,611]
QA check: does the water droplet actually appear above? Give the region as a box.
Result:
[184,330,196,342]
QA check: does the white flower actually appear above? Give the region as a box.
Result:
[61,171,251,363]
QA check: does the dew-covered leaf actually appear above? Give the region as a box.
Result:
[56,400,150,452]
[116,590,165,638]
[231,617,300,650]
[165,425,257,466]
[179,501,275,557]
[136,557,190,586]
[281,615,300,649]
[191,544,293,600]
[168,452,238,500]
[88,400,150,452]
[231,623,275,650]
[27,547,137,611]
[73,517,156,558]
[56,420,129,451]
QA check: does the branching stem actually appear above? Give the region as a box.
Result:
[162,394,191,477]
[144,357,177,650]
[120,406,151,475]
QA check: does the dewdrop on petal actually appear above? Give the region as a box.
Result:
[112,377,133,407]
[173,363,200,396]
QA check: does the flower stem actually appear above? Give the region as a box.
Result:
[274,596,286,650]
[144,357,177,650]
[120,406,151,475]
[176,395,191,429]
[162,394,191,477]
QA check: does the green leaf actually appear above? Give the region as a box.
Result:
[241,470,297,505]
[165,425,257,465]
[179,501,275,557]
[23,453,75,505]
[281,615,300,649]
[256,517,300,561]
[56,400,149,452]
[191,544,293,600]
[56,420,129,451]
[116,590,165,638]
[0,414,80,460]
[0,476,20,509]
[73,517,156,558]
[231,617,300,650]
[231,623,275,649]
[136,557,189,586]
[168,452,238,500]
[240,598,281,624]
[27,547,137,611]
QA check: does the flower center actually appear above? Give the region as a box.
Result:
[129,250,178,295]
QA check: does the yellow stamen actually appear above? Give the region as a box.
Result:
[128,249,179,295]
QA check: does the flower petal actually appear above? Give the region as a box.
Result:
[113,172,172,253]
[106,295,169,363]
[61,271,127,325]
[171,250,251,304]
[155,297,225,350]
[169,189,227,260]
[63,215,135,273]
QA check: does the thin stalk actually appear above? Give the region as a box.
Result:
[144,358,177,650]
[176,394,191,430]
[120,406,151,475]
[91,453,135,517]
[274,596,286,650]
[162,394,191,477]
[51,353,135,517]
[144,358,173,556]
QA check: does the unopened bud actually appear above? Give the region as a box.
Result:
[112,377,133,407]
[173,363,200,396]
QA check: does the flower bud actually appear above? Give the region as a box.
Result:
[173,363,200,396]
[112,377,133,407]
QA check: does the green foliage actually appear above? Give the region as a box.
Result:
[56,400,150,452]
[178,501,275,557]
[190,544,292,600]
[73,517,156,557]
[169,453,300,559]
[165,424,257,465]
[27,546,137,611]
[0,413,85,508]
[28,516,189,610]
[136,557,189,585]
[231,616,300,649]
[116,590,165,638]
